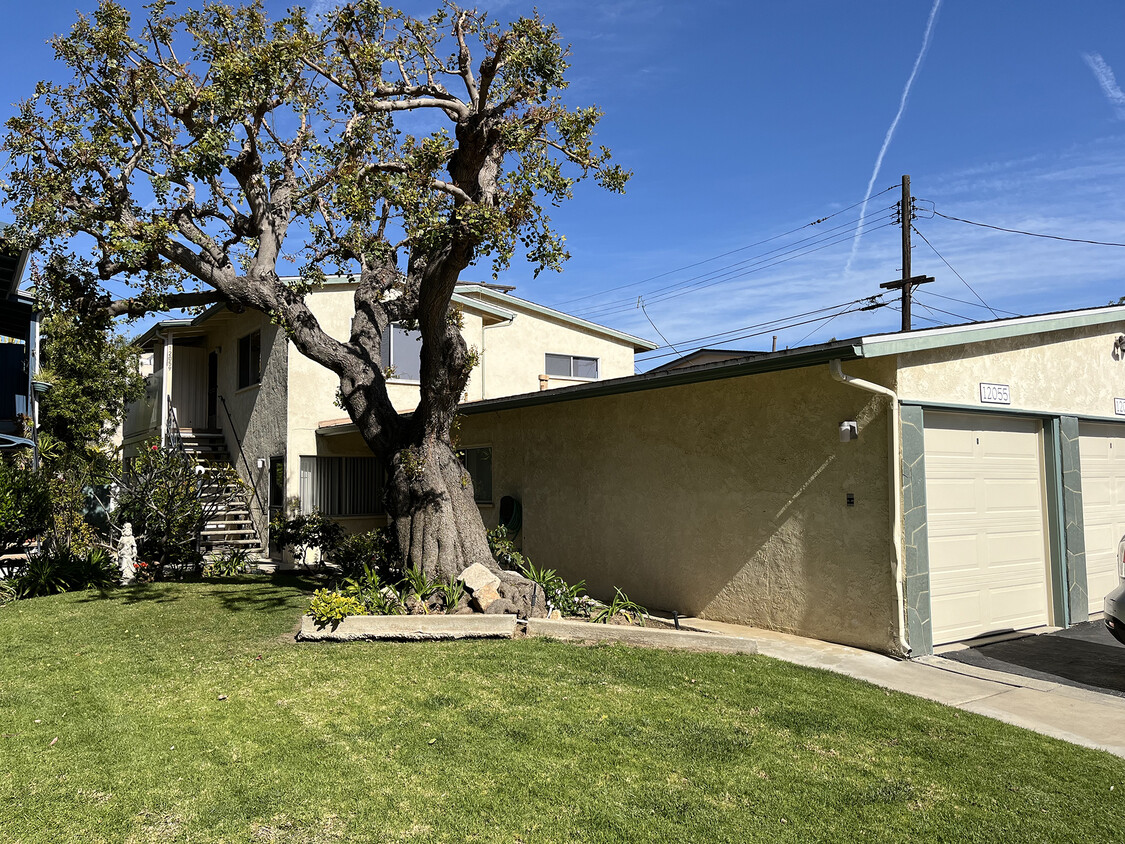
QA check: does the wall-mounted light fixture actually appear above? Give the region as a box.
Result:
[256,458,266,469]
[839,420,859,443]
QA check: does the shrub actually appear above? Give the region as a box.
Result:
[308,588,366,626]
[202,548,254,578]
[0,579,16,608]
[0,462,51,556]
[517,558,588,617]
[334,528,395,581]
[271,511,344,570]
[113,443,210,575]
[487,525,527,571]
[590,588,648,626]
[15,543,119,598]
[436,577,465,614]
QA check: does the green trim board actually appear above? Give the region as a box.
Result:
[1042,418,1071,627]
[859,304,1125,358]
[1057,416,1087,625]
[900,405,932,656]
[902,401,1087,647]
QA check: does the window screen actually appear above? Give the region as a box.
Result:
[544,354,598,379]
[380,323,423,381]
[237,330,261,389]
[460,446,493,504]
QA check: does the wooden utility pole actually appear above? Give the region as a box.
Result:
[880,174,932,331]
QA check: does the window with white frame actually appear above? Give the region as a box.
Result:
[380,323,423,381]
[299,456,383,516]
[460,446,492,504]
[545,353,598,379]
[237,330,261,389]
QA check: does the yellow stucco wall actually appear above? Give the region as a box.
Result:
[459,358,902,653]
[469,306,637,400]
[896,321,1125,416]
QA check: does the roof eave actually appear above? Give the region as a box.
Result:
[459,341,863,416]
[860,304,1125,357]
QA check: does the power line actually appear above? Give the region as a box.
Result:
[634,301,868,359]
[908,294,975,322]
[911,223,999,318]
[575,207,895,318]
[581,218,897,321]
[921,289,1021,317]
[635,295,891,363]
[554,182,902,308]
[933,210,1125,247]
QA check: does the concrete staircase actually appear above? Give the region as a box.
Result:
[178,430,263,554]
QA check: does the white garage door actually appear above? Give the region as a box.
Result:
[1078,422,1125,616]
[924,412,1051,646]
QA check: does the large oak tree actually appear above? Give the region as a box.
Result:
[2,0,627,583]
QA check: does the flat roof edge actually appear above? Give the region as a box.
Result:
[459,343,863,416]
[860,305,1125,357]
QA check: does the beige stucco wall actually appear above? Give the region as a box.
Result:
[896,321,1125,416]
[282,283,645,508]
[459,358,902,654]
[468,304,637,400]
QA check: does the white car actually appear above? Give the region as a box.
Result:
[1105,536,1125,646]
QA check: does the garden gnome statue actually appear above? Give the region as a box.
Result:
[117,523,137,584]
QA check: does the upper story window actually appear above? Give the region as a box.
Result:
[380,323,423,382]
[238,330,261,389]
[545,353,598,379]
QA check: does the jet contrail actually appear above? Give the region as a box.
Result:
[1083,52,1125,119]
[845,0,943,274]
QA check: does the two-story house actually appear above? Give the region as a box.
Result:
[122,277,656,554]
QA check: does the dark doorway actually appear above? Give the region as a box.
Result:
[268,455,284,556]
[206,351,218,430]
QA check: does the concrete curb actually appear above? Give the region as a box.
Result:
[297,614,517,641]
[526,618,758,654]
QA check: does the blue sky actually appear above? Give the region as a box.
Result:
[3,0,1125,368]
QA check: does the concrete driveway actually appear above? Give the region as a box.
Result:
[940,621,1125,699]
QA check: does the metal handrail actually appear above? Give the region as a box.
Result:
[217,394,268,521]
[166,403,185,455]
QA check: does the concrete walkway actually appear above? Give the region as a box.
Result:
[679,617,1125,759]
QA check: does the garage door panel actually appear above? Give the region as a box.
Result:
[925,412,1050,646]
[930,591,983,640]
[926,478,978,514]
[1079,422,1125,617]
[986,531,1049,568]
[989,582,1049,626]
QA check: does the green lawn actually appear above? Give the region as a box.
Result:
[0,578,1121,842]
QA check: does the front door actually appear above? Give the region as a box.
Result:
[268,456,285,556]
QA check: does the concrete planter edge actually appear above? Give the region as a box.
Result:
[298,613,518,641]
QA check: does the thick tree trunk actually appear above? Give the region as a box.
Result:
[384,435,497,581]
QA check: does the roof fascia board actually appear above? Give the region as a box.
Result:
[132,319,193,347]
[450,293,515,322]
[273,274,657,350]
[860,306,1125,357]
[459,343,862,416]
[456,283,659,351]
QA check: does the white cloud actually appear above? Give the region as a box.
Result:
[1083,52,1125,120]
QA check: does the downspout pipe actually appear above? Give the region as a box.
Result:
[829,359,910,657]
